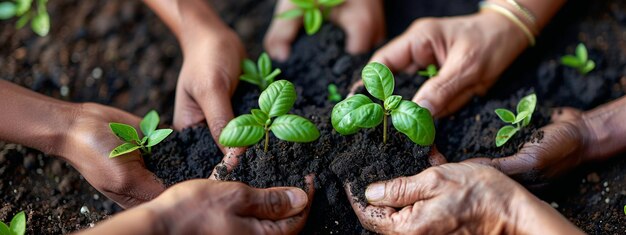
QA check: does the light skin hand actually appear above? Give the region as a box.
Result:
[264,0,385,61]
[76,177,315,235]
[349,163,583,235]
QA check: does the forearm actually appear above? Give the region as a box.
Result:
[0,80,77,156]
[74,205,163,235]
[512,190,584,235]
[583,96,626,161]
[142,0,228,53]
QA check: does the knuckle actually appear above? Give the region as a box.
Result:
[410,17,438,30]
[387,177,408,202]
[264,190,290,216]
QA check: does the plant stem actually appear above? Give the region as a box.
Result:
[383,114,388,144]
[264,129,269,153]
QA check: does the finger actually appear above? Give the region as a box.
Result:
[428,146,448,166]
[331,3,383,55]
[345,183,395,233]
[264,0,303,62]
[347,80,364,97]
[240,175,314,220]
[364,168,443,207]
[209,147,246,180]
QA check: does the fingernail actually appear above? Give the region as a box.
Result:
[286,189,307,209]
[365,183,385,202]
[416,100,435,115]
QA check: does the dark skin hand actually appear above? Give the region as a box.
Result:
[77,177,315,235]
[0,80,164,208]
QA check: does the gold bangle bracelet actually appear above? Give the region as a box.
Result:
[505,0,537,25]
[479,2,536,46]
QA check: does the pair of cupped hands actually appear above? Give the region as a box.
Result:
[63,1,603,234]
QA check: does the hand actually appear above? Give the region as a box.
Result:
[351,11,530,117]
[58,103,165,208]
[349,163,583,235]
[264,0,385,61]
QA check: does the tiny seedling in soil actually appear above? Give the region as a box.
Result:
[560,43,595,75]
[327,83,342,102]
[418,64,438,78]
[276,0,346,35]
[494,93,537,147]
[0,0,50,36]
[240,52,282,91]
[0,211,26,235]
[331,62,436,146]
[220,80,320,152]
[109,110,173,158]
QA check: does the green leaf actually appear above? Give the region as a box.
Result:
[496,125,518,147]
[494,108,515,123]
[384,95,402,111]
[145,129,173,148]
[362,62,395,100]
[219,115,265,147]
[516,93,537,127]
[140,110,159,137]
[418,64,438,78]
[390,100,436,146]
[109,123,140,143]
[15,13,30,29]
[240,74,261,86]
[303,8,322,35]
[319,0,346,7]
[0,2,17,20]
[327,84,342,102]
[31,11,49,36]
[258,53,272,77]
[10,211,25,235]
[251,109,269,125]
[15,0,32,16]
[271,114,320,142]
[276,8,303,19]
[259,80,297,118]
[242,59,257,76]
[581,60,595,75]
[109,143,141,158]
[0,222,10,235]
[265,69,281,84]
[624,205,626,215]
[576,43,588,62]
[513,110,530,124]
[290,0,315,9]
[331,94,384,135]
[560,55,582,68]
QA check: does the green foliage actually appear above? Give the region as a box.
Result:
[0,211,26,235]
[109,110,173,158]
[560,43,595,75]
[418,64,439,78]
[276,0,345,35]
[494,93,537,147]
[219,80,320,152]
[240,52,282,91]
[327,84,342,102]
[331,62,436,146]
[0,0,49,36]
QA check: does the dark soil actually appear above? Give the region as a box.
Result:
[0,0,625,234]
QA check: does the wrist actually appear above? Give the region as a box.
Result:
[475,10,530,51]
[511,188,583,235]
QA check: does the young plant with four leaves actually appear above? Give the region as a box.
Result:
[109,110,173,158]
[331,62,436,146]
[418,64,438,78]
[0,211,25,235]
[219,80,320,152]
[0,0,50,36]
[494,93,537,147]
[276,0,346,35]
[560,43,595,75]
[240,52,282,91]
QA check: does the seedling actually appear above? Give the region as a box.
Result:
[328,84,342,102]
[109,110,173,158]
[276,0,346,35]
[494,93,537,147]
[0,0,50,36]
[240,52,282,91]
[560,43,595,75]
[220,80,320,152]
[331,62,435,146]
[418,64,438,78]
[0,211,25,235]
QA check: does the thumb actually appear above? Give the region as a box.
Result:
[239,187,309,220]
[365,168,440,207]
[264,0,302,62]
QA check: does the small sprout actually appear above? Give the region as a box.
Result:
[494,93,537,147]
[109,110,173,158]
[560,43,595,75]
[220,80,320,152]
[276,0,346,35]
[240,52,282,91]
[0,211,26,235]
[327,84,342,102]
[0,0,50,36]
[418,64,438,78]
[331,62,436,146]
